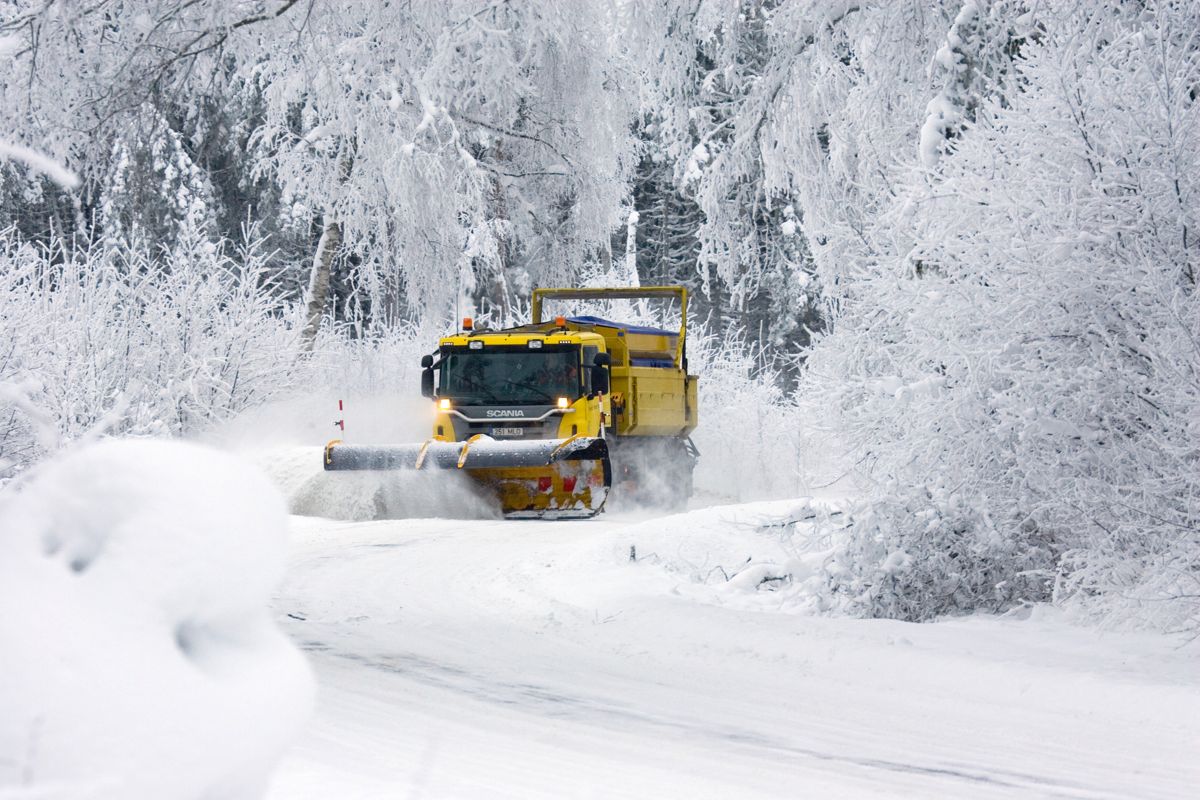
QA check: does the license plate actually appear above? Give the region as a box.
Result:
[492,427,525,437]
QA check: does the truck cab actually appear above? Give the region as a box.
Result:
[419,286,699,508]
[425,325,612,446]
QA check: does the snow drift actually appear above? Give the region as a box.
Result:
[0,439,313,799]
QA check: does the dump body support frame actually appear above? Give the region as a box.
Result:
[531,286,688,370]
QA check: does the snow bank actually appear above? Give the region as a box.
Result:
[0,440,313,799]
[585,499,842,615]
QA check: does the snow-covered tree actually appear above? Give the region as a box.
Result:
[245,0,637,333]
[0,1,313,273]
[800,1,1200,628]
[0,228,302,475]
[98,110,218,254]
[625,1,975,372]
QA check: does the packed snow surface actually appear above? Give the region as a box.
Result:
[268,500,1200,799]
[0,440,313,799]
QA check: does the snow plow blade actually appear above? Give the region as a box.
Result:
[323,436,610,519]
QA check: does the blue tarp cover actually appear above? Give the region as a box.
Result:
[568,316,677,338]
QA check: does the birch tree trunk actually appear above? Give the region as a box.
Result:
[623,209,640,287]
[301,217,342,350]
[300,149,353,350]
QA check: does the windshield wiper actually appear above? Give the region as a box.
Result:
[451,376,503,403]
[504,379,557,404]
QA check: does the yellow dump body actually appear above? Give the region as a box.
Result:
[530,286,699,439]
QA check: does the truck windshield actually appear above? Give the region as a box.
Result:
[439,346,580,405]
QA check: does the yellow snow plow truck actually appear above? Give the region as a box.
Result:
[323,286,699,518]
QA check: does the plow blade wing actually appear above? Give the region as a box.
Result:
[323,436,610,518]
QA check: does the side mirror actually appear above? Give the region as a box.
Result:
[421,367,434,398]
[420,354,434,369]
[591,365,609,395]
[591,351,611,394]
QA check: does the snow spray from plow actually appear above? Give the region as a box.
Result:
[324,436,611,520]
[292,462,498,521]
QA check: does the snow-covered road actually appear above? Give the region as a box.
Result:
[266,505,1200,799]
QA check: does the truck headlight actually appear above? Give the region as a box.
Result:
[438,398,452,410]
[556,397,569,409]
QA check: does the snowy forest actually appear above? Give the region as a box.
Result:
[2,0,1198,628]
[3,1,1200,797]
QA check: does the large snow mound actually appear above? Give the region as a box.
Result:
[0,439,314,799]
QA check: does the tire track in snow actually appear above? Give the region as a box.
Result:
[303,641,1121,800]
[276,511,1200,800]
